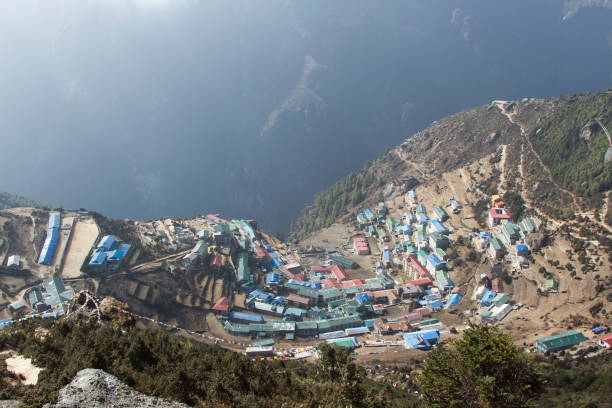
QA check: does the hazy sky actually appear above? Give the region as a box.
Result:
[1,1,611,232]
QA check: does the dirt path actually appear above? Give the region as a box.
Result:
[130,250,190,272]
[494,101,612,234]
[494,101,579,208]
[595,118,612,146]
[601,191,611,227]
[498,144,508,189]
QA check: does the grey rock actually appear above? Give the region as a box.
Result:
[43,369,190,408]
[0,401,19,408]
[604,146,612,163]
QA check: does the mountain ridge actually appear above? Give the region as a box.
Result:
[291,89,612,240]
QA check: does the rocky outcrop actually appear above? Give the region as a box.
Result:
[43,369,189,408]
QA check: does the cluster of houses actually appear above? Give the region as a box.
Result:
[355,192,463,311]
[10,276,75,318]
[87,235,132,272]
[199,210,460,350]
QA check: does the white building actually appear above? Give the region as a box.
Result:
[7,255,20,268]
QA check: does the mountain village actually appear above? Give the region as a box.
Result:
[1,176,610,363]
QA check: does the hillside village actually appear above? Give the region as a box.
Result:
[0,93,611,367]
[0,185,610,363]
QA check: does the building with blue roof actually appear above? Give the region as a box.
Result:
[425,300,444,310]
[430,220,447,234]
[37,227,59,265]
[426,254,447,275]
[480,290,497,307]
[266,272,279,286]
[88,236,130,272]
[382,248,393,266]
[516,244,529,256]
[355,293,372,304]
[270,296,285,305]
[97,235,118,251]
[249,289,275,302]
[444,293,463,309]
[229,311,265,324]
[345,326,370,336]
[88,248,107,266]
[48,212,61,229]
[284,308,305,321]
[403,329,440,349]
[107,249,124,262]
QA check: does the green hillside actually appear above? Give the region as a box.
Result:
[0,191,50,211]
[290,162,382,240]
[0,319,416,408]
[529,91,612,198]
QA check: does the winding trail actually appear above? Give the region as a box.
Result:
[594,118,612,146]
[495,101,612,234]
[493,101,579,208]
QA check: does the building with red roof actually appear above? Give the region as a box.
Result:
[488,208,511,227]
[598,334,612,348]
[409,278,433,287]
[353,236,370,255]
[310,266,331,273]
[253,246,271,264]
[373,318,412,335]
[286,293,313,308]
[404,255,430,280]
[212,297,230,315]
[279,263,304,280]
[340,279,366,290]
[206,214,224,223]
[210,255,223,267]
[320,278,341,289]
[331,265,350,281]
[364,289,399,305]
[491,278,503,293]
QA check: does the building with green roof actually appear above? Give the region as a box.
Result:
[237,252,252,284]
[489,238,505,259]
[325,337,359,349]
[544,279,558,292]
[519,218,537,235]
[535,331,588,353]
[493,293,511,306]
[327,298,348,308]
[363,279,384,291]
[502,223,522,245]
[320,288,343,304]
[377,273,395,288]
[248,323,275,336]
[331,256,358,269]
[433,206,449,222]
[317,315,362,333]
[295,321,318,337]
[435,247,447,260]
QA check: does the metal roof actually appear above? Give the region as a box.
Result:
[536,331,588,350]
